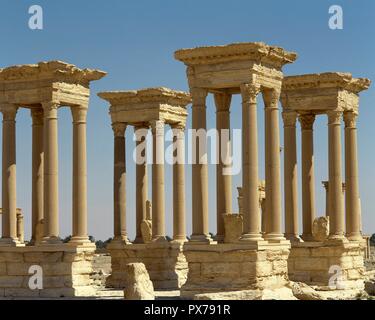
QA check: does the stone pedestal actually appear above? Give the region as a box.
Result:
[288,241,366,290]
[180,242,290,299]
[106,242,187,290]
[0,244,96,298]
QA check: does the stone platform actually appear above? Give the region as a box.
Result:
[106,241,188,290]
[0,244,96,298]
[288,240,366,290]
[180,241,291,299]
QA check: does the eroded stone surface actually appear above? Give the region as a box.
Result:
[123,263,154,300]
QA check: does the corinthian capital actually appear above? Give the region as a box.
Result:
[190,87,208,106]
[72,106,88,124]
[240,83,260,104]
[282,111,298,127]
[327,110,342,125]
[0,104,18,120]
[343,112,357,128]
[298,114,316,130]
[112,122,127,137]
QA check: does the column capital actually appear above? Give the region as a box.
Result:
[240,83,260,104]
[171,122,186,131]
[71,106,88,124]
[263,88,281,109]
[31,108,44,125]
[42,102,59,119]
[214,92,232,112]
[298,113,316,130]
[112,122,127,137]
[1,104,18,120]
[150,119,165,132]
[327,110,342,126]
[190,87,208,100]
[282,111,298,127]
[343,112,358,128]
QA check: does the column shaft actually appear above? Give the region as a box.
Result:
[240,84,262,241]
[0,105,18,245]
[151,120,166,242]
[214,92,232,242]
[112,122,129,243]
[283,111,300,242]
[135,125,148,243]
[191,88,211,243]
[299,114,316,241]
[344,112,362,241]
[31,109,44,244]
[42,102,60,243]
[264,89,284,240]
[173,124,186,241]
[328,111,345,240]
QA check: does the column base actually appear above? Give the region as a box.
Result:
[68,236,95,247]
[264,233,286,242]
[327,234,348,244]
[152,236,168,243]
[41,236,63,245]
[171,237,187,244]
[0,237,24,247]
[189,234,214,244]
[239,233,263,242]
[285,234,304,244]
[347,233,363,242]
[111,236,132,245]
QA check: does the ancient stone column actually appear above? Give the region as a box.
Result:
[263,89,284,241]
[16,210,24,244]
[151,120,166,242]
[112,122,129,243]
[298,114,316,241]
[0,105,18,245]
[344,112,362,241]
[327,110,345,241]
[69,106,90,244]
[42,102,60,243]
[322,181,329,217]
[214,92,232,242]
[31,108,44,245]
[190,88,211,243]
[283,111,300,242]
[240,83,262,241]
[172,124,186,241]
[134,125,149,243]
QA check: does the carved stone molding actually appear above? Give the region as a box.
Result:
[298,114,316,130]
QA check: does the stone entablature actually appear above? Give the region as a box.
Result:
[98,87,190,127]
[282,73,370,115]
[0,61,105,107]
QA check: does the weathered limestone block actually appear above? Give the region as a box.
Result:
[181,243,291,299]
[289,241,366,291]
[312,216,329,242]
[123,263,154,300]
[223,214,243,243]
[288,282,325,300]
[107,242,187,290]
[0,245,96,298]
[141,220,152,243]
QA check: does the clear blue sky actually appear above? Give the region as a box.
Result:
[0,0,374,240]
